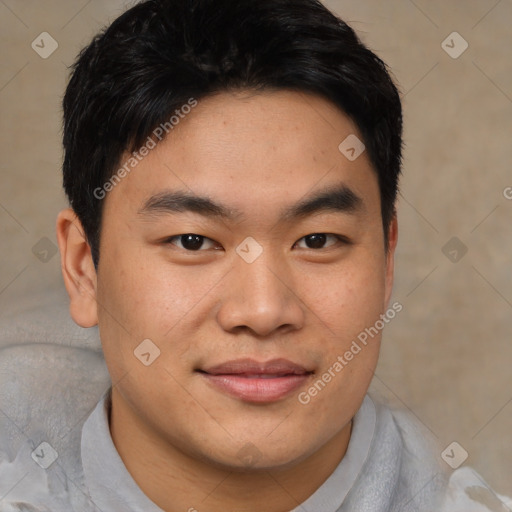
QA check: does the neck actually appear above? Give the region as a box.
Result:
[109,388,353,512]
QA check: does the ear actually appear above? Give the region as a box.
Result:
[56,208,98,328]
[384,213,398,308]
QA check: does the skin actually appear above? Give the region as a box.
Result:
[56,89,398,512]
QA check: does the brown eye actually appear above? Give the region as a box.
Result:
[295,233,346,250]
[166,234,218,251]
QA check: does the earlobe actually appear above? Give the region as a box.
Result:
[56,208,99,328]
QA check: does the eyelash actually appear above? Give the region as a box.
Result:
[163,233,351,252]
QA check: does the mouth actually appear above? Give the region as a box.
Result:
[196,358,314,403]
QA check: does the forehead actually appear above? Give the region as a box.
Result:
[103,90,379,220]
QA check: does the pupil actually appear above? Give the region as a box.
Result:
[306,233,326,249]
[182,234,203,250]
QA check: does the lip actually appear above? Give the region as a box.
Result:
[198,358,313,403]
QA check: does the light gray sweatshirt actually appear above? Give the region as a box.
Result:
[1,387,510,512]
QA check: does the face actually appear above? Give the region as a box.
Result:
[92,90,396,470]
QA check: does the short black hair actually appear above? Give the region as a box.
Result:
[62,0,403,267]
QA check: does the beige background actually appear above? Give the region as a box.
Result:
[0,0,511,495]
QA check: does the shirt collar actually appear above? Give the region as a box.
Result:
[290,394,376,511]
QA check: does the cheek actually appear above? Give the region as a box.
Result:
[95,243,221,362]
[97,234,169,323]
[303,252,387,336]
[94,235,160,371]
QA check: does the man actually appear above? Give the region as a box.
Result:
[1,0,510,510]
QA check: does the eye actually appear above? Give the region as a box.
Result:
[294,233,347,250]
[165,234,220,251]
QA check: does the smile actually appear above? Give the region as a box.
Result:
[197,358,314,403]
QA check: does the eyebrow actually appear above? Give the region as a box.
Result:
[138,184,363,223]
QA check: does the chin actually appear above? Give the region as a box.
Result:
[197,438,317,474]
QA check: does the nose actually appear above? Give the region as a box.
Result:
[216,250,305,338]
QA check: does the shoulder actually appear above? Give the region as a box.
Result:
[440,466,512,512]
[0,343,109,512]
[0,420,102,512]
[0,437,70,511]
[368,396,512,511]
[371,396,444,474]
